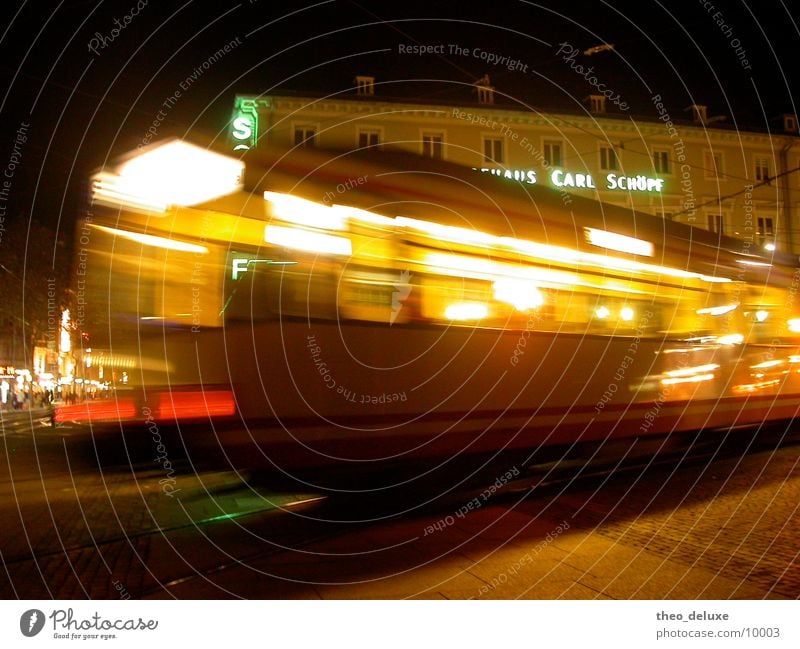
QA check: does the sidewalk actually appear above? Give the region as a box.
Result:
[0,406,54,423]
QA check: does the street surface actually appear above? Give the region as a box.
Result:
[1,412,797,599]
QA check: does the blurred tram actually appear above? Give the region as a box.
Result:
[57,138,800,465]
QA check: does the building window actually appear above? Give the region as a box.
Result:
[357,128,381,150]
[704,151,724,179]
[757,216,775,244]
[483,137,504,163]
[355,75,375,96]
[784,114,797,134]
[588,95,606,113]
[652,149,671,174]
[477,86,494,105]
[294,125,317,147]
[543,140,562,167]
[754,156,771,182]
[655,210,674,221]
[422,132,444,159]
[707,213,724,235]
[599,146,618,171]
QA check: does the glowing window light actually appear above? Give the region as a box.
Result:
[92,172,170,213]
[764,242,776,251]
[755,310,769,322]
[264,191,347,230]
[665,363,719,378]
[697,304,738,316]
[584,228,654,257]
[332,204,395,227]
[423,252,580,287]
[789,319,800,333]
[595,306,611,319]
[92,225,208,254]
[661,373,715,386]
[265,225,352,256]
[392,217,729,286]
[620,307,635,321]
[492,279,544,311]
[717,333,744,345]
[445,303,488,320]
[396,216,496,247]
[751,360,784,369]
[507,235,727,284]
[93,140,243,211]
[736,259,772,268]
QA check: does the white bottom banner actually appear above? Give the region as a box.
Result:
[0,600,797,648]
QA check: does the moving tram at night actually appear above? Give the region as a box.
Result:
[57,138,800,465]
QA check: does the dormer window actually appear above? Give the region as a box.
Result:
[355,76,375,96]
[475,75,494,105]
[784,114,798,134]
[587,95,606,113]
[687,104,708,124]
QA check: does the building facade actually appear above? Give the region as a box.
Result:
[229,83,800,255]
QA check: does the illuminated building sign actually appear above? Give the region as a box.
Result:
[229,97,264,151]
[475,167,664,193]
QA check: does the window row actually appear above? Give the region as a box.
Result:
[290,124,779,182]
[655,210,776,243]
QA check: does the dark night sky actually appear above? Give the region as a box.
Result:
[0,0,797,274]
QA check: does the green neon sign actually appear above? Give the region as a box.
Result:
[229,97,264,151]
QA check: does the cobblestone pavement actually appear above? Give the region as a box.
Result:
[1,421,797,599]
